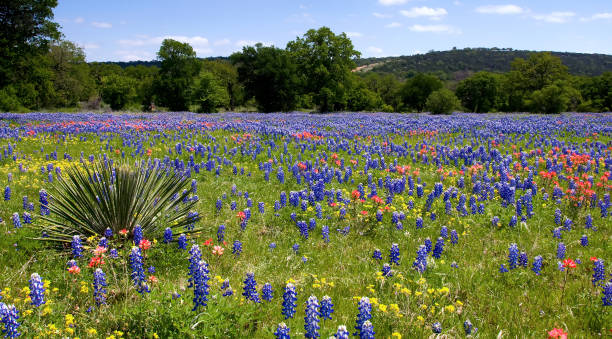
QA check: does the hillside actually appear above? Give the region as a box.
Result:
[355,47,612,80]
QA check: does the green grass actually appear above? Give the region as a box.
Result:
[0,124,610,338]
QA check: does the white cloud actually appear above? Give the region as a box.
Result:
[379,0,409,6]
[532,11,575,23]
[366,46,383,54]
[373,12,392,18]
[74,17,84,24]
[409,24,460,34]
[400,7,447,20]
[91,21,112,29]
[475,4,524,15]
[346,32,363,38]
[234,40,272,48]
[385,22,402,28]
[213,39,231,46]
[115,50,155,61]
[581,12,612,21]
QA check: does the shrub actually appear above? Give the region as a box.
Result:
[425,88,460,115]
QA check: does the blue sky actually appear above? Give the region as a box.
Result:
[54,0,612,62]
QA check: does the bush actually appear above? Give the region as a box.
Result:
[38,160,201,243]
[425,88,460,114]
[100,75,138,110]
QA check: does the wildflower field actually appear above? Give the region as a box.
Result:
[0,112,610,338]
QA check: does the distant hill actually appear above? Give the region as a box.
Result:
[97,56,230,68]
[354,48,612,80]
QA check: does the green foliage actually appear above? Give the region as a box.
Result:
[100,74,138,110]
[154,39,201,111]
[39,160,200,243]
[46,41,95,107]
[202,60,244,110]
[525,81,580,114]
[231,44,300,112]
[362,73,402,111]
[425,88,460,114]
[192,71,230,113]
[400,73,443,112]
[456,71,502,113]
[578,72,612,112]
[287,27,361,112]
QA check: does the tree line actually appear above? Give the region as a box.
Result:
[1,1,610,114]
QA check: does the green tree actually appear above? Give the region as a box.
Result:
[192,71,229,113]
[525,80,580,114]
[287,27,360,111]
[400,73,443,112]
[363,73,401,111]
[124,65,159,110]
[504,52,569,111]
[578,72,612,112]
[154,39,200,111]
[425,88,460,114]
[346,75,382,111]
[455,71,501,112]
[100,74,137,110]
[0,0,61,88]
[47,40,94,107]
[231,43,300,112]
[202,60,243,110]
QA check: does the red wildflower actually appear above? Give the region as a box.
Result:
[119,228,128,236]
[548,327,567,339]
[139,239,151,250]
[68,266,81,275]
[237,211,246,220]
[88,256,105,268]
[351,190,360,200]
[562,259,576,269]
[203,238,213,246]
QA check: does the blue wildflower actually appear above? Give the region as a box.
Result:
[508,243,519,269]
[232,240,242,256]
[592,259,605,287]
[432,322,442,334]
[433,237,444,259]
[262,283,274,301]
[292,243,300,254]
[450,229,458,244]
[274,322,290,339]
[163,228,173,244]
[360,321,375,339]
[304,295,321,338]
[372,249,382,260]
[320,295,334,320]
[580,235,588,247]
[464,319,473,335]
[282,283,297,319]
[519,252,528,268]
[192,260,210,311]
[382,263,393,277]
[557,242,566,259]
[322,225,329,242]
[242,272,260,303]
[11,213,21,229]
[29,273,45,307]
[334,325,350,339]
[129,247,150,294]
[389,243,400,265]
[354,297,372,337]
[552,227,562,239]
[133,225,143,246]
[499,264,509,273]
[413,245,428,273]
[178,234,187,250]
[424,237,432,253]
[93,268,107,306]
[4,186,10,201]
[532,255,543,275]
[440,226,448,238]
[0,302,21,338]
[603,282,612,306]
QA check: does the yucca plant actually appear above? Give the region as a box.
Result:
[36,159,201,243]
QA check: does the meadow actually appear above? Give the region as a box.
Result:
[0,112,610,338]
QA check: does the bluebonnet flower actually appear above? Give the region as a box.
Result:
[71,235,83,258]
[416,217,423,229]
[4,186,10,201]
[302,256,308,263]
[320,295,334,320]
[188,245,202,288]
[22,212,31,224]
[413,245,428,273]
[563,217,572,231]
[29,273,45,307]
[304,296,321,338]
[433,237,444,259]
[216,198,222,212]
[221,279,230,290]
[0,302,21,338]
[269,242,277,250]
[133,225,143,246]
[163,228,173,244]
[258,202,265,214]
[11,213,21,229]
[334,325,350,339]
[232,240,242,256]
[354,297,372,337]
[282,283,297,319]
[292,243,300,254]
[389,243,400,265]
[424,237,432,253]
[98,237,108,248]
[580,235,588,247]
[262,283,274,301]
[222,287,234,297]
[192,260,210,311]
[297,221,309,239]
[104,228,113,238]
[602,282,612,306]
[93,268,107,306]
[129,247,150,294]
[274,322,290,339]
[519,252,528,268]
[585,214,592,229]
[242,272,260,303]
[557,242,566,259]
[440,226,448,238]
[432,322,442,334]
[592,259,605,287]
[508,243,519,269]
[22,196,28,210]
[509,215,517,227]
[230,201,237,210]
[372,249,382,260]
[382,263,393,277]
[39,189,49,216]
[499,264,509,273]
[491,216,500,227]
[554,208,562,225]
[464,319,473,335]
[322,225,329,243]
[360,321,375,339]
[557,261,565,272]
[178,234,187,250]
[109,248,118,259]
[450,229,458,245]
[552,227,562,239]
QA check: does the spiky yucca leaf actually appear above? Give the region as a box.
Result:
[37,159,201,243]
